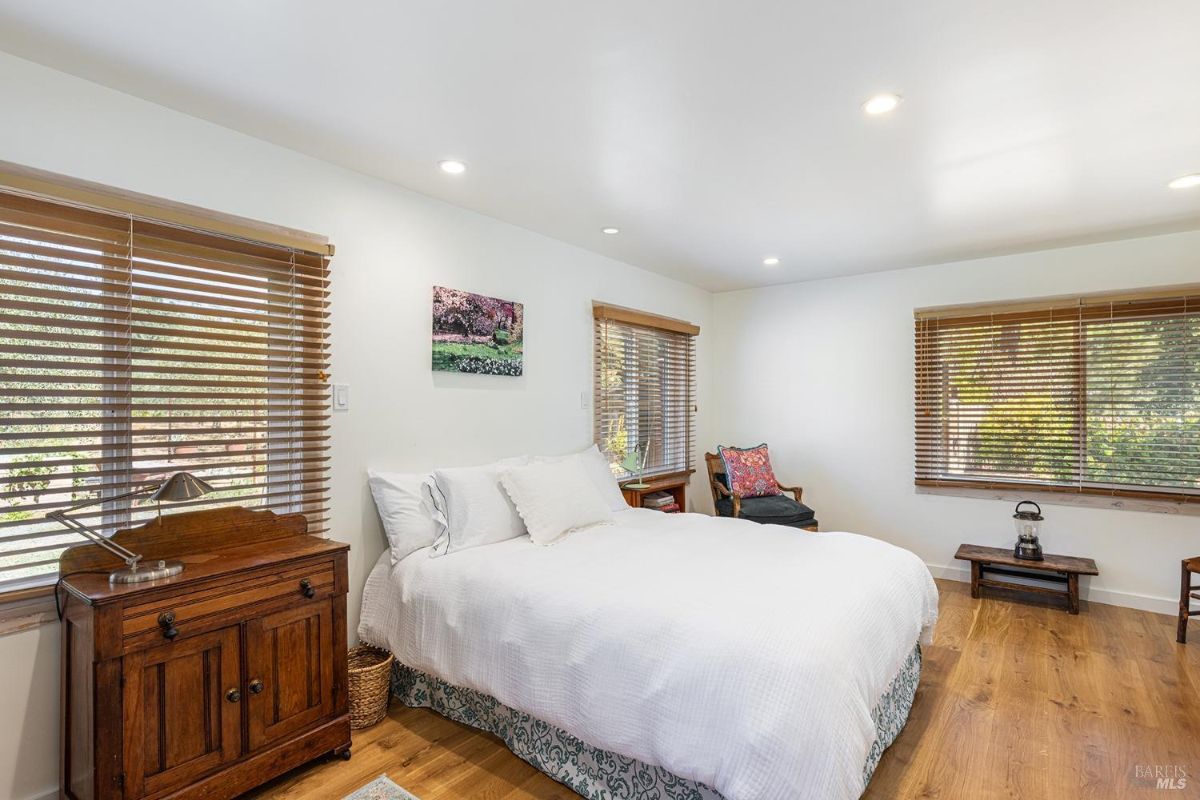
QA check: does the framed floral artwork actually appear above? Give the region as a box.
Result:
[431,286,524,376]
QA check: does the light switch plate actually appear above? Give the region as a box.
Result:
[332,384,350,412]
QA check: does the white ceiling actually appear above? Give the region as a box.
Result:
[0,1,1198,291]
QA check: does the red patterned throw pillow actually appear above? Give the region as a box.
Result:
[719,444,783,498]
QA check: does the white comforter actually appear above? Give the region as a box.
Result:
[358,509,938,800]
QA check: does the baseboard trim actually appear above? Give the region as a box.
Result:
[28,789,57,800]
[926,562,1177,617]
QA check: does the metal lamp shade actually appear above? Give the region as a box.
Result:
[108,472,214,584]
[150,472,214,503]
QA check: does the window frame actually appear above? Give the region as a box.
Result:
[592,302,699,482]
[0,163,332,601]
[914,285,1200,511]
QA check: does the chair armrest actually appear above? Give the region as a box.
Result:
[711,480,741,517]
[777,484,803,503]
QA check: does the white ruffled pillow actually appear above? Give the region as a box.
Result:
[531,444,629,512]
[366,470,441,564]
[501,458,614,545]
[429,458,529,556]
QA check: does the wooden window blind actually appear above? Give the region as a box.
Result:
[915,288,1200,502]
[593,302,698,479]
[0,189,331,592]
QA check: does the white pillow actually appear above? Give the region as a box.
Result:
[430,460,529,556]
[500,458,614,545]
[531,445,629,512]
[578,444,630,511]
[366,470,441,564]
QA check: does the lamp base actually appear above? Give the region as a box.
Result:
[109,559,185,584]
[1013,541,1045,562]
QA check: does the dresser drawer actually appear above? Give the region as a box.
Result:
[122,559,336,640]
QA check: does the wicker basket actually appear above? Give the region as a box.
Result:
[347,644,394,729]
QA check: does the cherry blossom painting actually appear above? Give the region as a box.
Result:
[431,286,524,376]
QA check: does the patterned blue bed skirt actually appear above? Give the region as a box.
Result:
[391,644,922,800]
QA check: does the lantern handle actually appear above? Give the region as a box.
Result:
[1015,500,1042,517]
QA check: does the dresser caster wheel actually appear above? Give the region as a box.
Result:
[334,746,351,761]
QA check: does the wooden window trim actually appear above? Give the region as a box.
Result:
[0,585,57,633]
[915,285,1200,508]
[915,478,1200,504]
[0,159,333,257]
[593,303,698,479]
[625,468,696,483]
[0,584,55,603]
[0,176,332,598]
[592,301,701,337]
[915,282,1200,320]
[916,484,1200,517]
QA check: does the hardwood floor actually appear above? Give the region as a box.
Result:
[244,579,1200,799]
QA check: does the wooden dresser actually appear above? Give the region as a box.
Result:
[57,507,351,800]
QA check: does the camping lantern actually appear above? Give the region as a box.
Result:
[1012,500,1045,561]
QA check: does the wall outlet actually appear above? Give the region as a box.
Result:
[332,384,350,412]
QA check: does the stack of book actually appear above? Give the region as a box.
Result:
[642,492,680,513]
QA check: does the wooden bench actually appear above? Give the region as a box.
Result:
[955,544,1099,615]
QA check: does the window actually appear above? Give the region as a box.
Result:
[593,302,698,479]
[0,185,331,593]
[914,288,1200,502]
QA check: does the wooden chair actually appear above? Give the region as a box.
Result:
[1179,558,1200,643]
[705,451,818,531]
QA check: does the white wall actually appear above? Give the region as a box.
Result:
[0,626,58,800]
[711,231,1200,615]
[0,52,713,800]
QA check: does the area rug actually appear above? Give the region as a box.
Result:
[343,775,421,800]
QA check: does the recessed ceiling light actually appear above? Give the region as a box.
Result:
[862,93,902,115]
[601,227,620,235]
[438,159,467,175]
[1168,173,1200,190]
[763,256,780,266]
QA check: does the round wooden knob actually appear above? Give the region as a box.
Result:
[157,611,179,640]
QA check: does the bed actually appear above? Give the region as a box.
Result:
[358,507,938,800]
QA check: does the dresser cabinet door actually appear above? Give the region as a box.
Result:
[122,625,243,798]
[245,599,335,750]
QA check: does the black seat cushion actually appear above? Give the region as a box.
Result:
[715,493,816,527]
